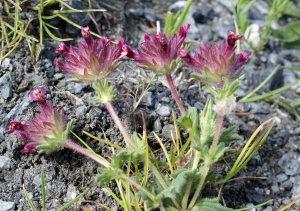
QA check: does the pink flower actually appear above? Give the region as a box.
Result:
[122,24,190,75]
[180,31,252,84]
[54,26,124,83]
[29,87,46,105]
[7,87,69,154]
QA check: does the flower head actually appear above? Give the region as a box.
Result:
[7,87,71,154]
[54,26,124,83]
[180,31,251,85]
[122,24,190,75]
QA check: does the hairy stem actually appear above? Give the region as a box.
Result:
[211,115,224,152]
[65,140,110,168]
[182,177,193,210]
[105,101,137,150]
[166,74,185,114]
[188,164,210,209]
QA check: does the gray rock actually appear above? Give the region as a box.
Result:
[262,206,273,211]
[0,200,14,211]
[65,91,85,105]
[291,184,300,206]
[0,72,13,100]
[156,103,171,117]
[281,180,293,190]
[194,101,204,110]
[216,25,233,40]
[0,105,6,119]
[33,175,42,186]
[140,92,154,107]
[67,83,88,94]
[268,53,278,65]
[64,184,78,202]
[161,97,170,104]
[252,194,264,203]
[64,1,91,34]
[168,1,187,13]
[245,204,255,211]
[54,73,64,80]
[76,105,88,117]
[30,74,44,87]
[154,119,162,133]
[252,0,269,15]
[278,152,299,175]
[1,58,11,69]
[271,182,280,194]
[168,1,200,40]
[161,124,175,140]
[216,0,238,11]
[290,175,300,185]
[197,25,213,42]
[0,156,10,170]
[276,173,288,183]
[249,102,270,114]
[0,97,30,141]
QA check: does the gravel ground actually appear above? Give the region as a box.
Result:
[0,0,300,210]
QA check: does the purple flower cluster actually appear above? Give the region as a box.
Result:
[54,26,124,83]
[8,87,68,153]
[9,25,252,153]
[180,31,252,84]
[121,25,190,74]
[53,26,250,84]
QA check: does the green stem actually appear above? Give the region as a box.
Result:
[192,151,201,170]
[211,115,224,152]
[105,101,138,150]
[188,164,210,209]
[166,74,185,114]
[64,140,110,168]
[148,162,181,210]
[188,114,224,208]
[120,174,160,207]
[181,178,193,210]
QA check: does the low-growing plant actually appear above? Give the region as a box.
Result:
[7,3,300,210]
[7,24,281,210]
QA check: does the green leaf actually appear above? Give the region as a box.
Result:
[157,169,200,201]
[117,132,146,161]
[218,118,275,184]
[37,120,73,154]
[240,0,256,15]
[272,20,300,43]
[199,98,216,146]
[194,143,228,165]
[57,188,89,211]
[96,155,123,186]
[93,79,116,103]
[191,198,233,211]
[283,8,300,18]
[177,107,198,130]
[219,126,243,142]
[23,185,37,211]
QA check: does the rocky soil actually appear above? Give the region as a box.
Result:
[0,0,300,210]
